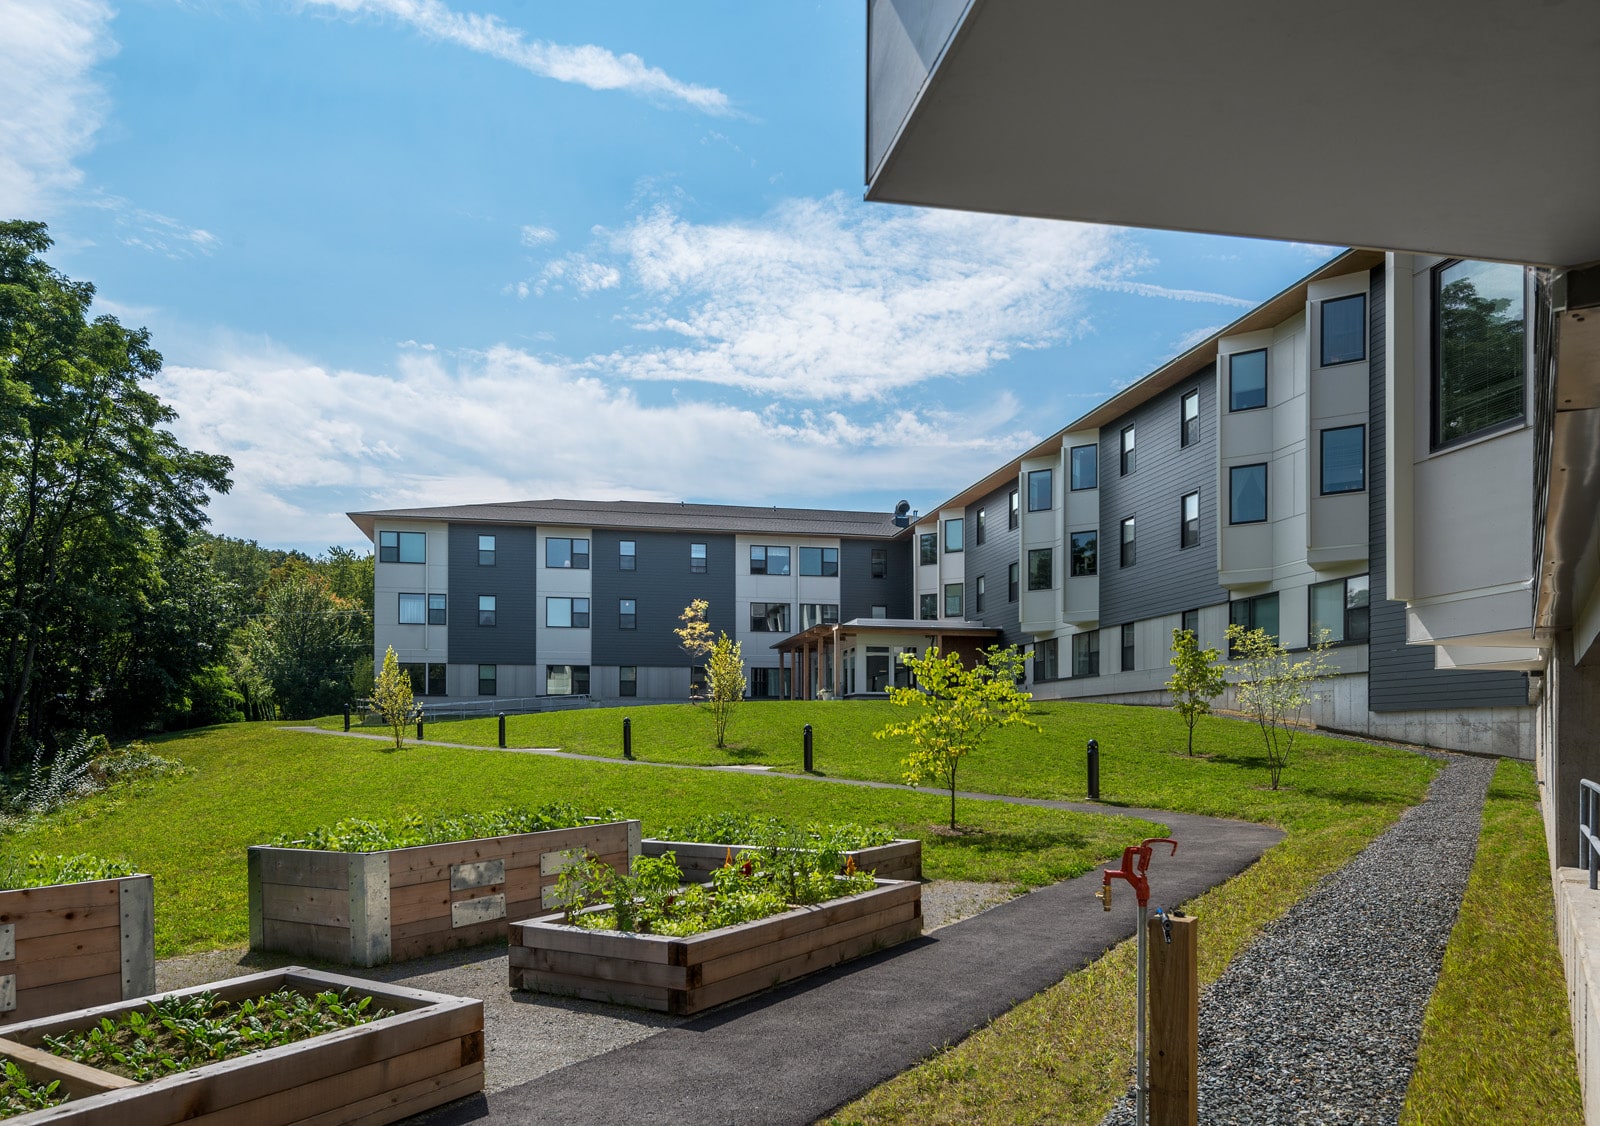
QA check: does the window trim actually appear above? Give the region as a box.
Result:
[975,574,986,613]
[919,593,938,621]
[1228,348,1269,413]
[378,530,426,564]
[1008,489,1019,529]
[1429,258,1528,452]
[1229,462,1269,525]
[398,592,425,625]
[619,539,636,571]
[690,542,707,573]
[1180,490,1200,549]
[478,664,497,696]
[545,537,590,570]
[619,598,636,630]
[1007,562,1019,603]
[1320,292,1367,367]
[1027,468,1053,512]
[546,596,590,629]
[1309,574,1371,646]
[1027,547,1053,592]
[943,582,963,618]
[1120,515,1136,568]
[1180,389,1200,448]
[919,533,938,566]
[478,534,496,566]
[1121,622,1135,671]
[619,665,637,697]
[1319,425,1367,495]
[1070,443,1099,490]
[1070,530,1098,577]
[427,593,446,626]
[477,595,496,627]
[975,508,986,545]
[1119,425,1136,476]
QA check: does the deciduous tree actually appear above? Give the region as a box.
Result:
[1226,625,1334,790]
[1167,627,1227,756]
[704,633,745,749]
[370,646,420,751]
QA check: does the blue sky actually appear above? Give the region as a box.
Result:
[1,0,1337,552]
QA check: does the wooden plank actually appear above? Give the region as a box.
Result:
[290,1064,483,1126]
[13,925,120,965]
[684,881,920,963]
[514,946,689,990]
[0,1035,135,1097]
[509,919,675,964]
[511,969,670,1012]
[260,920,350,963]
[0,880,121,923]
[1149,913,1199,1126]
[2,973,121,1028]
[387,881,450,926]
[250,849,350,891]
[696,900,920,988]
[13,931,121,989]
[259,884,350,928]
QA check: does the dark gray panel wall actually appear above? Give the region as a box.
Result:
[591,531,736,666]
[447,523,539,664]
[965,481,1022,645]
[840,538,913,621]
[1365,266,1529,711]
[1097,367,1230,627]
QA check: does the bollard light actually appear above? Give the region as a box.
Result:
[1087,738,1100,801]
[343,703,351,733]
[416,717,425,742]
[623,716,633,760]
[803,723,814,772]
[498,712,507,749]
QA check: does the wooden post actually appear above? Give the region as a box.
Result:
[1148,912,1199,1126]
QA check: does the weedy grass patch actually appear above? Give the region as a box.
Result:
[0,853,138,890]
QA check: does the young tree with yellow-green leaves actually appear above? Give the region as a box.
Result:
[1167,627,1227,756]
[1226,624,1334,790]
[370,646,421,752]
[704,633,745,749]
[875,646,1039,830]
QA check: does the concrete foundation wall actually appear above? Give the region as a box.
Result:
[1553,869,1600,1126]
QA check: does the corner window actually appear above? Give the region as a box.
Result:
[478,664,497,696]
[398,593,425,625]
[1181,491,1200,549]
[1229,463,1268,525]
[1321,293,1367,366]
[1181,608,1199,638]
[546,597,590,628]
[1120,426,1136,476]
[619,666,637,697]
[1433,259,1526,449]
[1120,516,1136,568]
[799,546,839,576]
[975,508,987,545]
[1008,489,1019,529]
[920,533,937,566]
[619,598,636,630]
[919,593,937,620]
[975,575,986,613]
[1071,444,1098,490]
[750,602,791,632]
[546,537,589,569]
[1008,562,1019,602]
[1229,593,1280,652]
[478,595,496,627]
[944,583,963,618]
[1072,631,1100,677]
[944,519,964,553]
[547,665,589,696]
[1310,574,1370,645]
[1121,622,1135,671]
[750,545,790,575]
[620,540,636,571]
[427,593,446,625]
[1028,468,1053,511]
[1027,548,1053,591]
[1229,349,1268,412]
[1181,390,1200,447]
[1070,531,1098,576]
[871,547,887,579]
[478,535,496,566]
[690,542,707,573]
[1320,426,1366,494]
[378,530,425,564]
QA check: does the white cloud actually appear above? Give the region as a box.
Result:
[92,197,219,258]
[154,341,1033,548]
[536,255,621,295]
[520,224,557,247]
[305,0,734,115]
[0,0,116,218]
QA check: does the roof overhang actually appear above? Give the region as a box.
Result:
[867,0,1600,268]
[772,620,1002,652]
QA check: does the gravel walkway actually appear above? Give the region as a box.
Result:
[1102,753,1493,1126]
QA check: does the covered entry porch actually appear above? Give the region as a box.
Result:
[772,618,1002,701]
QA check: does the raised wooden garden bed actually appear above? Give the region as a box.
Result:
[0,966,482,1124]
[0,875,154,1026]
[249,819,641,967]
[640,837,921,882]
[509,877,922,1015]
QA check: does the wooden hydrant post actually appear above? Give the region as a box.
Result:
[1148,912,1198,1126]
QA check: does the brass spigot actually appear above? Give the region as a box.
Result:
[1095,883,1112,911]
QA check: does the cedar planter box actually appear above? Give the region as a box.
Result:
[640,837,921,882]
[0,966,482,1125]
[249,820,641,967]
[0,875,154,1026]
[509,878,922,1015]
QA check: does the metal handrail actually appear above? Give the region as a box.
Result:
[1580,778,1600,889]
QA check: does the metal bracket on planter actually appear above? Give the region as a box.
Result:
[451,894,507,928]
[450,859,505,892]
[0,974,14,1013]
[0,923,13,962]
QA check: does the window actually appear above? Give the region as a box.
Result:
[547,665,589,696]
[920,534,937,565]
[378,530,425,564]
[1181,491,1200,549]
[1310,575,1370,644]
[976,508,987,545]
[619,598,636,630]
[478,595,496,627]
[1120,426,1137,476]
[478,535,496,566]
[920,593,938,620]
[871,604,887,618]
[1120,516,1136,568]
[546,597,590,628]
[1229,593,1281,651]
[751,667,783,698]
[546,537,589,569]
[750,602,790,632]
[619,540,636,571]
[427,593,446,625]
[944,583,963,617]
[1229,463,1268,524]
[1008,562,1019,602]
[1229,349,1268,411]
[1028,548,1053,591]
[398,593,425,625]
[799,546,839,576]
[1321,293,1367,366]
[871,547,887,579]
[478,664,496,696]
[1037,638,1059,680]
[800,603,839,628]
[1070,531,1098,576]
[1121,623,1136,671]
[1027,468,1053,511]
[749,545,791,575]
[944,519,964,553]
[427,663,445,696]
[619,666,637,697]
[1181,390,1200,447]
[1321,426,1366,494]
[1433,259,1526,448]
[1071,444,1098,490]
[975,575,986,613]
[400,663,446,697]
[690,542,707,573]
[1008,489,1019,529]
[1072,631,1100,678]
[1181,608,1199,638]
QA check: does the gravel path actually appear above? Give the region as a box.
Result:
[1102,753,1493,1126]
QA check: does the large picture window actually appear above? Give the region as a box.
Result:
[943,519,964,553]
[546,537,589,569]
[799,546,839,576]
[1229,593,1280,652]
[398,593,425,624]
[1229,463,1268,524]
[1320,426,1366,494]
[547,665,589,696]
[750,545,791,575]
[1027,548,1053,591]
[1070,530,1098,576]
[1310,575,1370,644]
[1070,444,1098,490]
[1229,349,1268,412]
[378,530,425,564]
[546,597,590,628]
[750,602,790,632]
[1321,294,1366,366]
[1433,259,1526,448]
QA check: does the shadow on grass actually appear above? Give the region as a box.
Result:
[935,827,1093,856]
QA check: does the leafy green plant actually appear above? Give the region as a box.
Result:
[1226,625,1334,790]
[1,734,183,832]
[1167,627,1227,756]
[370,646,421,752]
[271,803,622,851]
[653,814,896,851]
[43,988,393,1082]
[0,853,139,891]
[1,1059,65,1117]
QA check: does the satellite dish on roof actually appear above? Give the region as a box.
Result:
[893,499,911,527]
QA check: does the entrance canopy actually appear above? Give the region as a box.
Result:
[772,618,1002,699]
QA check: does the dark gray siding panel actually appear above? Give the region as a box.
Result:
[591,531,736,666]
[965,482,1022,646]
[1365,265,1528,711]
[840,538,913,621]
[1097,367,1230,627]
[447,523,539,664]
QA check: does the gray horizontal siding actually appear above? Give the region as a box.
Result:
[841,538,914,621]
[1097,367,1230,627]
[591,531,737,666]
[447,523,538,664]
[965,481,1022,646]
